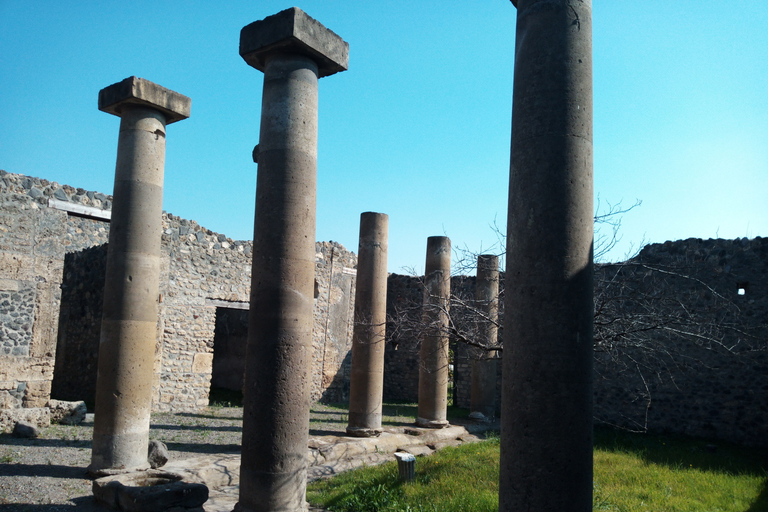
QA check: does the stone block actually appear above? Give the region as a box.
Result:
[31,284,61,358]
[0,357,54,382]
[99,76,192,124]
[399,444,433,457]
[47,399,87,425]
[191,352,213,374]
[0,253,34,281]
[240,7,349,78]
[0,279,19,291]
[0,407,50,433]
[148,440,170,469]
[0,390,19,409]
[13,420,38,438]
[93,470,208,512]
[22,379,51,408]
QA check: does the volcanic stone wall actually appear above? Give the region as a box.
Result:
[383,238,767,448]
[384,273,502,408]
[1,171,357,416]
[383,274,424,402]
[592,238,767,447]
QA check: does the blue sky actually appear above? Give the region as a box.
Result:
[1,2,766,273]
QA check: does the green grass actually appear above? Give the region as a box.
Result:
[592,427,768,512]
[308,435,501,512]
[307,427,768,512]
[308,401,471,434]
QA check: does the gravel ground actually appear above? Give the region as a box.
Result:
[0,402,425,510]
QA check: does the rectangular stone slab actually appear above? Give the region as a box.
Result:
[98,76,191,124]
[240,7,349,78]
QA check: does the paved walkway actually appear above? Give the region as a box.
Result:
[159,421,496,511]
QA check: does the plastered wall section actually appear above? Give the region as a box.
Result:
[312,242,357,403]
[0,185,66,411]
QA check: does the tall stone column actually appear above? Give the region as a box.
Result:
[417,236,451,428]
[346,212,389,437]
[469,254,499,421]
[89,77,190,475]
[237,8,348,512]
[501,1,594,511]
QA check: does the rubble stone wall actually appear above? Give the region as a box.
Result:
[3,171,765,448]
[1,172,356,415]
[383,238,767,448]
[0,172,69,416]
[383,274,423,402]
[592,238,768,447]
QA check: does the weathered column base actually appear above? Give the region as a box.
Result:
[415,418,449,429]
[345,426,382,438]
[468,411,492,423]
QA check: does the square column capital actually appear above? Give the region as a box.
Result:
[98,77,191,124]
[240,7,349,78]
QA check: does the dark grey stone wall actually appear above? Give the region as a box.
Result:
[51,245,107,402]
[384,238,768,448]
[0,283,35,356]
[383,274,422,402]
[592,238,768,447]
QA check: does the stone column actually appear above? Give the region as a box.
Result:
[501,1,594,511]
[469,254,498,421]
[417,236,451,428]
[237,8,348,512]
[346,212,389,437]
[89,77,190,475]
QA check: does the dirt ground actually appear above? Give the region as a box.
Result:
[0,402,491,511]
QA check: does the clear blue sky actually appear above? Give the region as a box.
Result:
[1,2,766,274]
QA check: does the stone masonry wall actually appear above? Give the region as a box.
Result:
[592,238,768,447]
[383,274,423,402]
[0,172,69,419]
[384,273,502,409]
[3,170,765,447]
[313,242,357,403]
[51,245,108,402]
[384,238,767,448]
[1,171,357,414]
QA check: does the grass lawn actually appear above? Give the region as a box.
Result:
[308,426,768,512]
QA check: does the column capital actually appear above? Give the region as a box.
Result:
[240,7,349,78]
[98,77,191,124]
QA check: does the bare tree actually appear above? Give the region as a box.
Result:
[386,202,766,431]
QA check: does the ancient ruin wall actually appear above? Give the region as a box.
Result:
[384,238,767,448]
[383,274,423,402]
[313,242,357,403]
[0,172,89,428]
[384,273,502,410]
[1,172,356,417]
[3,171,765,446]
[592,238,767,446]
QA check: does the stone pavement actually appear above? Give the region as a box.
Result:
[159,422,493,512]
